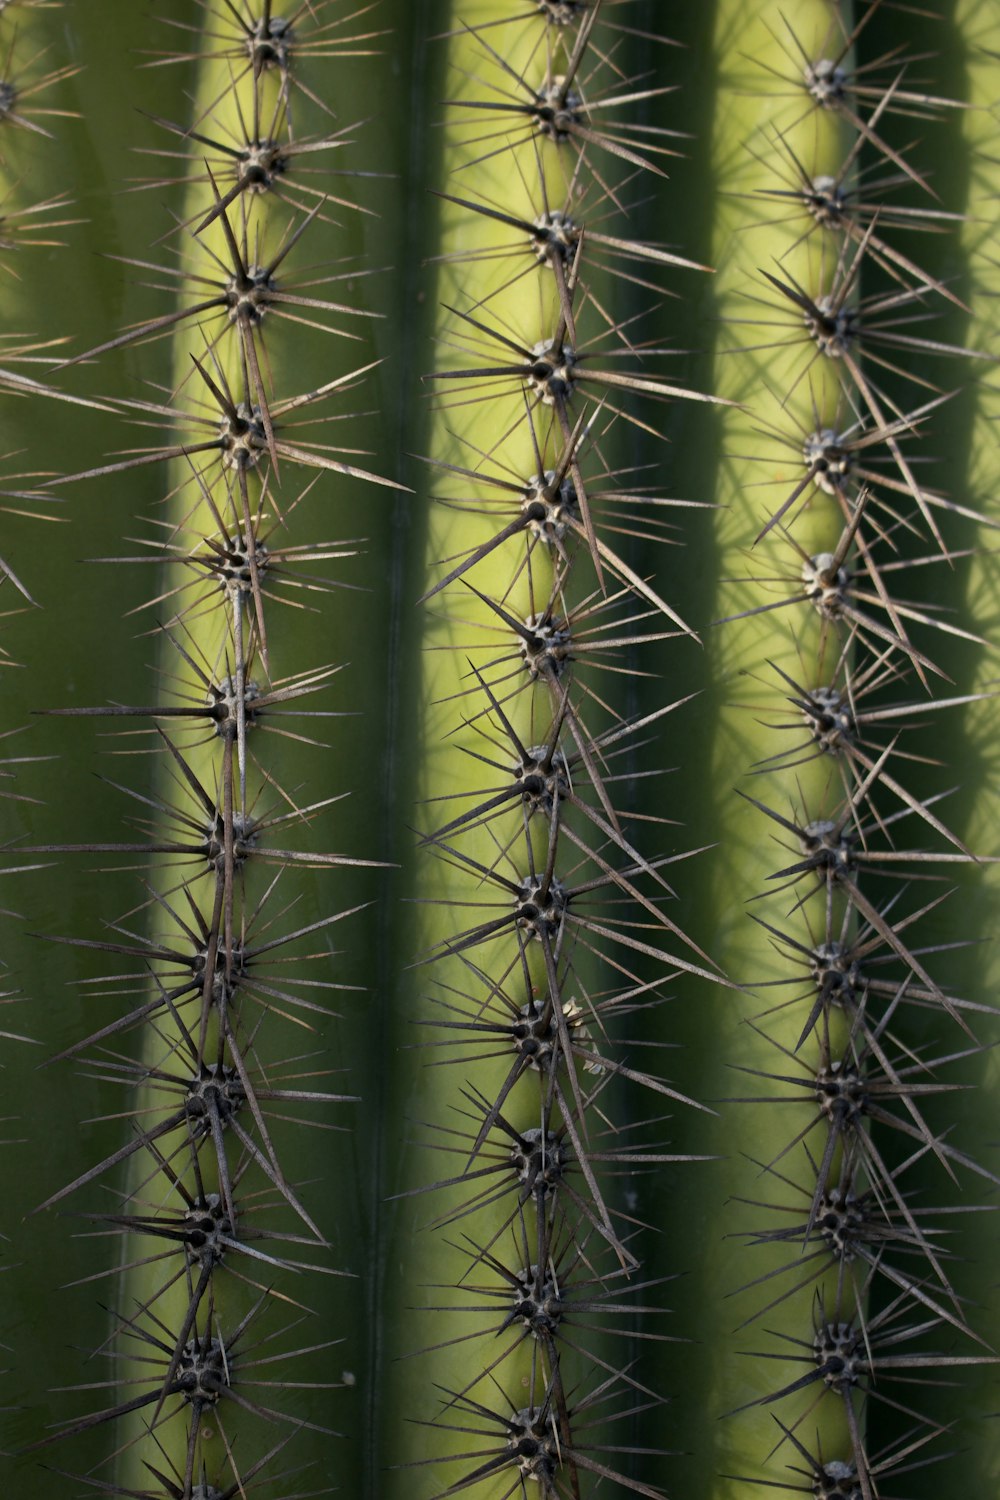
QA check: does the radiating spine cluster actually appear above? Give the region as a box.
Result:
[10,4,392,1493]
[384,3,732,1494]
[706,2,999,1493]
[1,2,998,1497]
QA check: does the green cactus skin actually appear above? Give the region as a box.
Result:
[379,7,729,1495]
[2,3,203,1482]
[0,2,997,1498]
[676,3,859,1489]
[636,3,1000,1498]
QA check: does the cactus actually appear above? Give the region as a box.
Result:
[1,2,998,1498]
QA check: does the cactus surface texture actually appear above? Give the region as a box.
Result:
[1,2,998,1498]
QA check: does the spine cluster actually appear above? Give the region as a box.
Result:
[390,3,728,1493]
[710,2,999,1493]
[7,4,392,1493]
[0,3,997,1498]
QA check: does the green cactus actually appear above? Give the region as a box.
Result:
[1,2,998,1498]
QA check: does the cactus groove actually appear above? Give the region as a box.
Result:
[0,2,998,1498]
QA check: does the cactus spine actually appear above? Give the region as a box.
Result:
[0,3,998,1498]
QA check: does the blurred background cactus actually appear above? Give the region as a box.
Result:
[1,2,998,1498]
